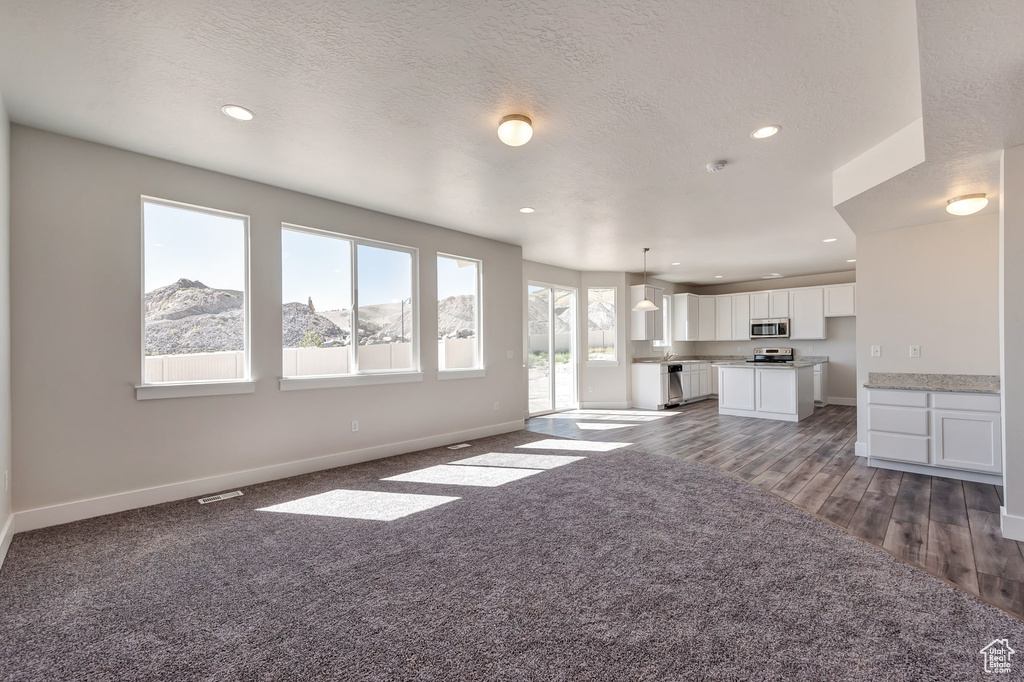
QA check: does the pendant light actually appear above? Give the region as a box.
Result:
[632,248,660,312]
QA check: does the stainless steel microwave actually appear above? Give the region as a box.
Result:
[750,318,790,338]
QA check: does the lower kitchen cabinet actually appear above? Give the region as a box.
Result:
[718,365,814,421]
[632,361,713,409]
[866,389,1002,482]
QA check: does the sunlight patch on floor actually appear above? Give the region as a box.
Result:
[257,490,459,521]
[516,439,631,452]
[451,452,584,470]
[570,409,679,417]
[575,422,635,430]
[539,413,662,422]
[383,464,544,487]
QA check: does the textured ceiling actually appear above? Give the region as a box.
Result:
[835,0,1024,235]
[0,0,945,283]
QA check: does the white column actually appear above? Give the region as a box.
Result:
[1001,145,1024,539]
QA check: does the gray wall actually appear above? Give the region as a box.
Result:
[10,126,526,514]
[855,212,1000,449]
[1002,146,1024,530]
[0,95,11,545]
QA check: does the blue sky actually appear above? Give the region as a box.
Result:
[145,202,476,311]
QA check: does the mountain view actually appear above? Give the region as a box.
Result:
[144,279,476,355]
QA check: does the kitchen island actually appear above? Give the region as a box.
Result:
[717,361,815,422]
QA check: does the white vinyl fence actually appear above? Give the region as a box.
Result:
[145,339,477,382]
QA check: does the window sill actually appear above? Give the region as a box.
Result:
[586,361,621,368]
[136,380,256,401]
[279,372,424,391]
[437,368,486,380]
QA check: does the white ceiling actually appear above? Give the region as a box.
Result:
[0,0,1016,284]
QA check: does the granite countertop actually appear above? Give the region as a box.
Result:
[863,372,1000,394]
[716,361,818,369]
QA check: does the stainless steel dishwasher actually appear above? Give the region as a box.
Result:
[665,364,684,406]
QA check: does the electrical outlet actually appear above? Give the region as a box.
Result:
[871,345,881,358]
[588,386,594,394]
[506,350,513,359]
[493,401,500,411]
[351,420,359,432]
[807,345,814,353]
[909,345,920,358]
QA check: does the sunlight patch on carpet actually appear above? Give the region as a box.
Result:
[450,452,584,470]
[516,439,631,451]
[257,490,459,521]
[383,465,544,487]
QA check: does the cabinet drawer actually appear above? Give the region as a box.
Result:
[868,390,929,408]
[869,432,930,464]
[932,392,1001,413]
[869,406,929,436]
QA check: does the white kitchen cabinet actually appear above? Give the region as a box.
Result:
[719,367,755,411]
[631,363,666,409]
[813,363,828,405]
[732,293,751,340]
[697,296,716,341]
[769,290,789,318]
[756,368,796,414]
[789,287,826,340]
[715,295,733,340]
[672,293,700,341]
[699,365,710,396]
[824,283,856,317]
[750,292,770,320]
[866,389,1002,481]
[630,284,664,340]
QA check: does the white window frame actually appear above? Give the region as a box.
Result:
[136,196,253,400]
[437,252,485,379]
[586,287,618,366]
[653,294,673,347]
[279,223,421,390]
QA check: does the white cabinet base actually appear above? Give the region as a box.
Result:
[866,457,1003,486]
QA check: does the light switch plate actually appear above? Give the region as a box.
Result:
[871,345,881,357]
[909,345,920,358]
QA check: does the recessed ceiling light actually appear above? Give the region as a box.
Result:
[497,114,533,146]
[847,259,857,263]
[822,238,837,243]
[714,275,724,279]
[946,193,988,216]
[221,104,254,121]
[519,207,535,213]
[750,124,781,139]
[671,262,681,266]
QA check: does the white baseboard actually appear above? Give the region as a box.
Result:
[1001,507,1024,541]
[578,401,632,409]
[827,396,857,406]
[0,514,13,571]
[13,420,524,534]
[855,441,867,457]
[868,457,1002,485]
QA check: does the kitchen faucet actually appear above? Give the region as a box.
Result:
[663,350,674,361]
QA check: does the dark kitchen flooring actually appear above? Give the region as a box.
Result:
[527,400,1024,621]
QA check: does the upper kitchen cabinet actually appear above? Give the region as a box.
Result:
[732,293,751,340]
[824,283,857,317]
[789,287,826,339]
[630,284,664,340]
[715,295,734,340]
[672,293,700,341]
[750,290,789,319]
[698,296,717,341]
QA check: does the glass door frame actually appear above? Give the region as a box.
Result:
[527,281,579,417]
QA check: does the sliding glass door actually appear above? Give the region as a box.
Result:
[528,284,577,415]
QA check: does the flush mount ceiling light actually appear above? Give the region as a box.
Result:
[822,238,837,243]
[671,262,681,266]
[750,124,781,139]
[847,259,857,263]
[221,104,254,121]
[632,248,659,312]
[946,193,988,216]
[519,207,536,213]
[714,275,724,279]
[497,114,533,146]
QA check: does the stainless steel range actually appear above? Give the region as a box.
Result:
[746,347,794,364]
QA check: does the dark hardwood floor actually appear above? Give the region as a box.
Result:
[526,400,1024,620]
